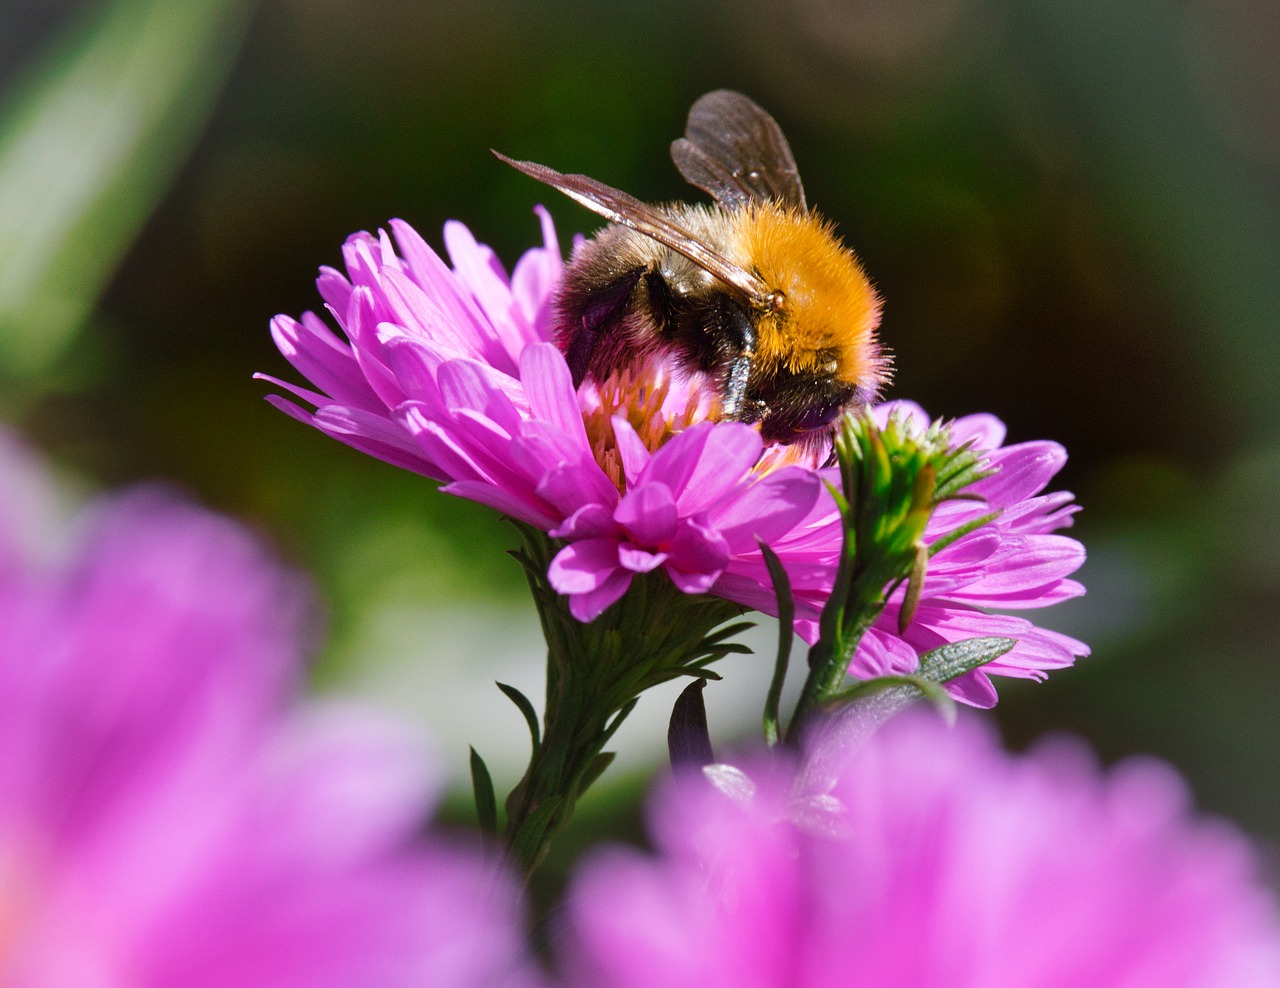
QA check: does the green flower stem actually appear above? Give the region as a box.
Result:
[502,524,746,881]
[785,412,988,743]
[790,552,906,729]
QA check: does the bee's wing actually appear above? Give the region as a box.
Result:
[670,90,807,212]
[495,152,773,303]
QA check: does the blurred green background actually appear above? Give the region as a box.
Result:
[2,0,1277,863]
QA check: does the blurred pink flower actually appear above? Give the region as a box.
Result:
[0,442,536,987]
[564,713,1280,988]
[259,215,826,627]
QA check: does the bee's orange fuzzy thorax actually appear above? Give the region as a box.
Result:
[735,204,884,387]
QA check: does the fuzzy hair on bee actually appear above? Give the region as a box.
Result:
[496,89,888,445]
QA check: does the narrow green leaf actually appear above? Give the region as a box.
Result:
[506,797,563,878]
[841,674,958,722]
[700,621,757,647]
[928,511,999,556]
[897,539,928,634]
[580,751,617,792]
[759,542,794,747]
[917,636,1016,683]
[496,681,541,756]
[0,0,249,377]
[469,746,498,839]
[601,696,639,747]
[695,643,754,660]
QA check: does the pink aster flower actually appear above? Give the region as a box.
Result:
[261,216,1088,681]
[0,441,536,987]
[259,214,824,626]
[563,713,1280,988]
[844,401,1088,706]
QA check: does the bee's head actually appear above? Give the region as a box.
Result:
[745,370,859,444]
[732,206,888,445]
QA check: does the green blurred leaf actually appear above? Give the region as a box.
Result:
[496,680,541,756]
[0,0,249,378]
[468,746,497,840]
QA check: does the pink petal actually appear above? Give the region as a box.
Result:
[442,480,557,529]
[637,421,713,499]
[521,343,591,451]
[615,483,678,547]
[568,569,634,622]
[387,218,493,343]
[548,539,622,594]
[851,625,920,679]
[316,264,353,315]
[669,423,763,515]
[618,545,669,573]
[947,534,1086,602]
[948,412,1007,450]
[971,442,1067,508]
[267,314,384,413]
[610,418,652,489]
[710,468,822,551]
[537,463,620,521]
[666,517,730,579]
[509,206,562,338]
[549,503,616,540]
[304,404,441,477]
[436,359,523,432]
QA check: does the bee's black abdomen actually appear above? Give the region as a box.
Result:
[559,266,645,386]
[644,270,676,340]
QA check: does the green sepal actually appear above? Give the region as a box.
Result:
[898,539,929,633]
[759,541,794,748]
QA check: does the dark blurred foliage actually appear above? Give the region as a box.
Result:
[4,0,1279,854]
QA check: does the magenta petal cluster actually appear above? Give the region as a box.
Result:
[261,214,824,627]
[849,401,1089,706]
[548,418,819,620]
[0,442,536,987]
[564,714,1280,988]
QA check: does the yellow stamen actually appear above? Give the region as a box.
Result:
[576,358,825,493]
[579,361,719,493]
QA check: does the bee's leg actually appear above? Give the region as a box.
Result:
[565,267,646,385]
[718,299,757,419]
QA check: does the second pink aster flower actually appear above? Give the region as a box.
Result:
[852,401,1089,706]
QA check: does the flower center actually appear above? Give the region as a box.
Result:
[579,359,721,492]
[576,357,830,491]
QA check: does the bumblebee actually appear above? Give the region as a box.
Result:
[497,90,887,444]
